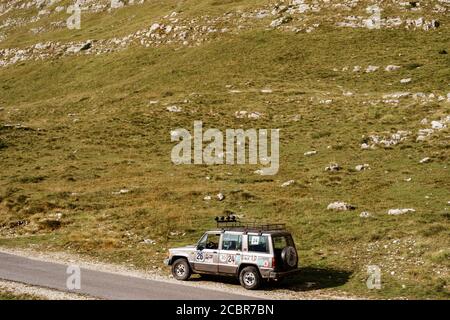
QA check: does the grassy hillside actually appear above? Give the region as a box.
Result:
[0,0,449,299]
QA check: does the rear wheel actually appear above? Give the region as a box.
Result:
[172,258,191,281]
[239,266,261,290]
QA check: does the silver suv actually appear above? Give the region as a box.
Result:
[164,218,300,290]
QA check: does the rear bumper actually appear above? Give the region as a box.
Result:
[268,268,301,279]
[163,258,171,266]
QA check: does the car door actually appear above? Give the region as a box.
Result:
[192,232,221,274]
[242,234,272,271]
[218,232,242,274]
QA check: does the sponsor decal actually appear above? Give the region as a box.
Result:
[195,251,205,262]
[243,255,258,263]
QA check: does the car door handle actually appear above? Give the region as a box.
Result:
[213,251,218,254]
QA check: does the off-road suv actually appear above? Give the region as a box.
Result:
[164,217,300,290]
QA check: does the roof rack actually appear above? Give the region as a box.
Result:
[214,216,286,232]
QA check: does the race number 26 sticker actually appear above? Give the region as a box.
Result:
[196,251,204,262]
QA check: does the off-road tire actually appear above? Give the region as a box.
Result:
[172,258,191,281]
[239,266,261,290]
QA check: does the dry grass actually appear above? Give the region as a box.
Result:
[0,0,449,299]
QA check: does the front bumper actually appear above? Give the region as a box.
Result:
[268,268,301,279]
[163,258,171,266]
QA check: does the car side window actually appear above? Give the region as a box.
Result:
[221,234,242,251]
[205,233,220,250]
[248,235,269,253]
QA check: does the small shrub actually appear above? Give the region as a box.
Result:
[19,175,47,183]
[0,139,7,150]
[38,219,62,230]
[310,131,331,139]
[405,63,423,70]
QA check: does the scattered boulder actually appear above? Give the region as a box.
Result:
[416,132,428,142]
[431,120,446,130]
[388,208,415,215]
[360,211,372,218]
[304,150,317,156]
[166,105,182,112]
[66,40,93,54]
[112,189,130,195]
[327,202,356,211]
[149,23,160,33]
[355,164,370,171]
[364,130,410,148]
[416,116,449,141]
[400,78,412,84]
[325,163,341,172]
[52,212,63,220]
[365,65,379,73]
[248,112,263,120]
[235,111,263,119]
[270,16,292,28]
[170,231,186,237]
[419,157,431,164]
[385,65,401,71]
[216,193,225,201]
[142,239,156,245]
[281,180,295,187]
[383,92,411,99]
[342,91,353,96]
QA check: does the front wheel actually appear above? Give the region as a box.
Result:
[239,266,261,290]
[172,258,191,281]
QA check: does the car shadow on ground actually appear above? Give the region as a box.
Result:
[265,266,352,292]
[189,266,352,292]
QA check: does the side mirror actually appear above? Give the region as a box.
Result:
[197,245,204,251]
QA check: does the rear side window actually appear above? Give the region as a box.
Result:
[248,235,269,253]
[221,234,242,251]
[273,235,295,250]
[273,236,287,250]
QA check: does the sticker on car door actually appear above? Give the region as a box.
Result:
[195,250,205,262]
[219,253,238,265]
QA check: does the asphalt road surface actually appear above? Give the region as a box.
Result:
[0,252,255,300]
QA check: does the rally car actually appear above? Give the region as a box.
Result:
[164,217,300,290]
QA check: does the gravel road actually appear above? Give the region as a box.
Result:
[0,252,256,300]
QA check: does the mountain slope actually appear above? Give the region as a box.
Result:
[0,0,449,299]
